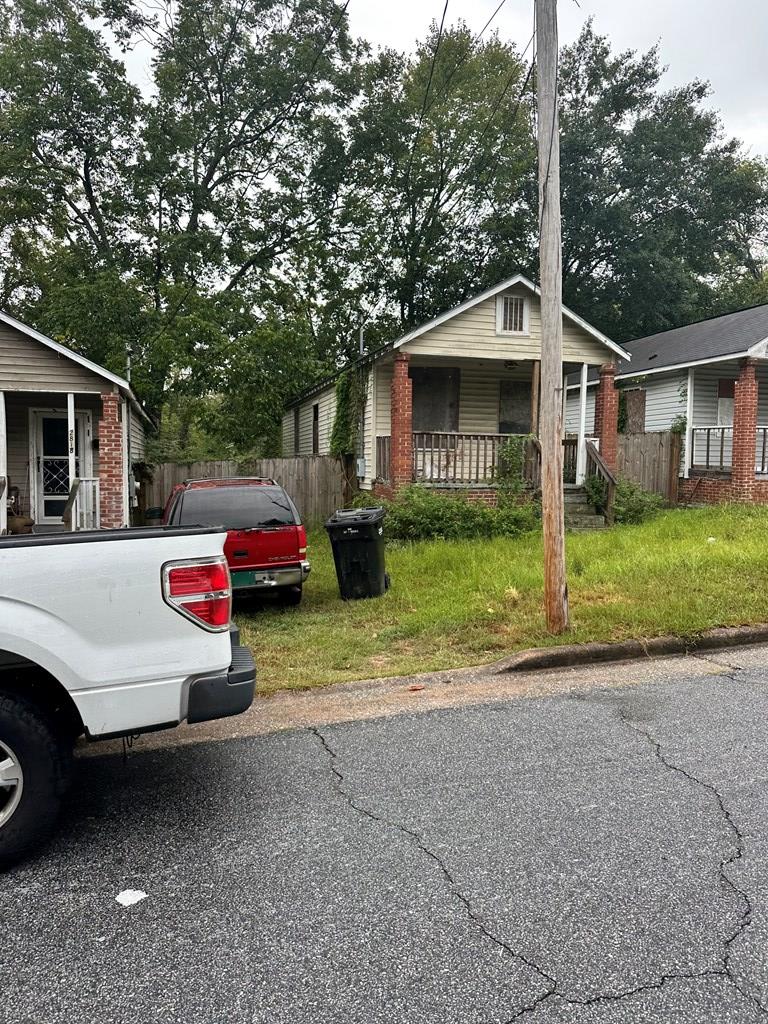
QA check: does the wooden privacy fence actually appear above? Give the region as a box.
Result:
[144,456,350,524]
[617,430,682,504]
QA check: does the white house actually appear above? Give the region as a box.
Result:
[565,302,768,503]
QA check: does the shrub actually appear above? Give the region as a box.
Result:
[584,475,664,525]
[351,485,539,541]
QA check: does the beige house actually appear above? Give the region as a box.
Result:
[0,312,150,534]
[282,274,629,496]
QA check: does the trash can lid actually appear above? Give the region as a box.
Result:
[325,506,386,527]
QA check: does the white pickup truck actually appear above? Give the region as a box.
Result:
[0,525,255,865]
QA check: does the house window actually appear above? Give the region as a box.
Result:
[624,389,646,434]
[312,404,319,454]
[717,379,734,426]
[293,408,300,455]
[496,294,529,335]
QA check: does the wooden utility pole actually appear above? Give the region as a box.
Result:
[536,0,569,633]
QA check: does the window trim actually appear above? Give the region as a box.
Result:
[293,408,300,456]
[495,294,530,336]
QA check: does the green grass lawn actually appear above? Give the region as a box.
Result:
[235,504,768,694]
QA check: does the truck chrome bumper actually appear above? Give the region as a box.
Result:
[230,561,311,590]
[186,629,256,724]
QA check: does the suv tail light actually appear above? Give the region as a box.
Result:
[162,558,231,631]
[297,524,307,556]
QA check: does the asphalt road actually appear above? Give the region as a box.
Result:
[4,647,768,1023]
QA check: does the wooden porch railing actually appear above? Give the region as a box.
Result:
[562,437,578,484]
[376,435,391,483]
[63,477,101,531]
[413,432,529,485]
[585,440,617,525]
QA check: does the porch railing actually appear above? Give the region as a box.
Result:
[691,426,733,472]
[376,435,391,483]
[413,432,527,485]
[585,440,617,525]
[63,477,101,531]
[375,432,586,487]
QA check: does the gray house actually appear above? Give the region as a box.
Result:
[0,311,149,534]
[565,303,768,502]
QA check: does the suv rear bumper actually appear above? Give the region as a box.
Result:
[230,561,311,591]
[186,628,256,724]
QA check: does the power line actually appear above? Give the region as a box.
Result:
[402,0,451,189]
[420,0,509,120]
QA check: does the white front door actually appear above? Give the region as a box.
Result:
[31,411,90,523]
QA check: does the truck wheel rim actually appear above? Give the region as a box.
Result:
[0,741,23,829]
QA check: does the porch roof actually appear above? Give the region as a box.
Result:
[0,310,153,426]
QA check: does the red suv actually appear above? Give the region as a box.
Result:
[163,478,310,604]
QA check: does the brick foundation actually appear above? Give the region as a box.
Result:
[680,476,768,504]
[98,392,125,528]
[594,363,619,472]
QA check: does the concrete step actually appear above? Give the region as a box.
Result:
[563,488,590,503]
[565,513,608,531]
[563,502,596,516]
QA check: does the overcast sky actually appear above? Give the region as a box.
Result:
[350,0,768,156]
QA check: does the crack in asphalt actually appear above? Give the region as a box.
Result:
[309,726,559,1010]
[689,651,745,677]
[312,719,767,1022]
[616,707,767,1018]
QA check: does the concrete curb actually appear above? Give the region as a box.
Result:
[494,623,768,673]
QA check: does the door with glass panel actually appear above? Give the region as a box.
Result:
[33,412,87,523]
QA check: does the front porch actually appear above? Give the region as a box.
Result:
[682,358,768,502]
[0,389,125,535]
[369,352,620,501]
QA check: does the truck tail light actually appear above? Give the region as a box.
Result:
[297,524,307,556]
[162,558,231,631]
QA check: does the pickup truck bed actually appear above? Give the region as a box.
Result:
[0,525,255,865]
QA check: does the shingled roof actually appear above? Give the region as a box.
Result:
[568,302,768,387]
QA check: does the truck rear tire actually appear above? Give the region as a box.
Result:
[0,693,71,868]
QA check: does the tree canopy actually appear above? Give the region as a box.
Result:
[0,3,765,455]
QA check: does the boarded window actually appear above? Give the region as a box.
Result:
[499,380,532,434]
[293,408,300,455]
[717,379,734,426]
[624,389,646,434]
[409,367,460,432]
[312,404,319,454]
[497,295,527,334]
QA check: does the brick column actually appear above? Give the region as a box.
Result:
[98,392,125,528]
[390,352,413,491]
[594,363,619,472]
[731,358,758,502]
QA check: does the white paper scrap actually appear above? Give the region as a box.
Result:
[115,889,148,907]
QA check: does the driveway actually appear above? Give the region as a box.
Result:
[3,646,768,1023]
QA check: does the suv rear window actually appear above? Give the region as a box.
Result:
[171,485,299,529]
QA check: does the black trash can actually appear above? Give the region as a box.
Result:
[325,507,389,600]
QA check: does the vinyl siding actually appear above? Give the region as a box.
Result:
[0,324,111,392]
[128,407,146,461]
[641,372,687,431]
[564,388,596,434]
[401,287,610,365]
[286,383,337,457]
